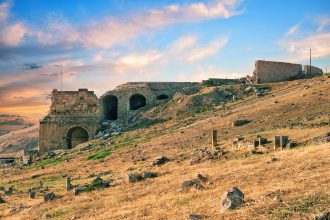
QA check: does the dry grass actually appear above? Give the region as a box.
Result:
[0,76,329,219]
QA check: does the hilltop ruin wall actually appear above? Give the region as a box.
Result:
[253,60,323,83]
[254,60,302,83]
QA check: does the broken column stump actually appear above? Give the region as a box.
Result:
[212,130,218,148]
[66,177,71,191]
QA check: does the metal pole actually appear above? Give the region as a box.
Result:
[309,48,311,75]
[61,64,63,92]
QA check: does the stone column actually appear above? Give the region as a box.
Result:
[212,130,218,148]
[66,177,71,191]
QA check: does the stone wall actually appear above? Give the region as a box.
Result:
[303,65,323,77]
[202,78,241,86]
[254,60,302,83]
[39,89,99,152]
[100,82,200,122]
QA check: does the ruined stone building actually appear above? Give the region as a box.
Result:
[39,60,324,153]
[253,60,323,83]
[39,82,198,152]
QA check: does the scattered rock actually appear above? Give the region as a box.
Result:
[126,173,144,183]
[31,174,42,179]
[244,86,253,93]
[87,177,110,190]
[0,196,5,203]
[314,211,330,220]
[197,174,207,182]
[152,155,170,166]
[43,192,56,202]
[220,187,244,211]
[314,131,330,143]
[182,179,198,189]
[5,186,14,195]
[47,151,56,157]
[88,173,97,178]
[267,156,278,163]
[73,187,81,196]
[232,120,250,127]
[142,171,158,179]
[181,175,205,191]
[189,213,204,220]
[131,154,146,164]
[8,204,26,214]
[41,213,51,219]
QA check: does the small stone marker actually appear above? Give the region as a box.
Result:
[29,191,36,199]
[66,177,71,191]
[212,130,218,148]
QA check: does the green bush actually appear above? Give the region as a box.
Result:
[86,149,111,160]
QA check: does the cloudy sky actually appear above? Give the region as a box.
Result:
[0,0,329,121]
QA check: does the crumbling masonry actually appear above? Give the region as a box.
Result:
[39,60,323,152]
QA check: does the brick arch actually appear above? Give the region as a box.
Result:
[129,93,147,110]
[102,95,118,120]
[66,126,91,148]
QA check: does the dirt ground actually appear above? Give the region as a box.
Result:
[0,76,329,219]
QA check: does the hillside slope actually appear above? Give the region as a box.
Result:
[0,76,329,220]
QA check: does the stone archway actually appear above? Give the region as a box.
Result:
[67,127,89,148]
[129,94,146,110]
[103,95,118,120]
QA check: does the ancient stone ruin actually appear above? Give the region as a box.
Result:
[38,60,324,153]
[39,82,199,152]
[252,60,323,83]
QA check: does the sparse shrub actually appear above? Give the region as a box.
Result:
[85,177,110,191]
[30,158,67,168]
[269,194,330,219]
[86,149,111,160]
[175,196,192,206]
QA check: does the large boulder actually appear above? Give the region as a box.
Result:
[220,187,244,211]
[189,213,204,220]
[152,155,170,166]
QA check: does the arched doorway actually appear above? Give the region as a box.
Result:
[129,94,146,110]
[103,95,118,120]
[67,127,89,148]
